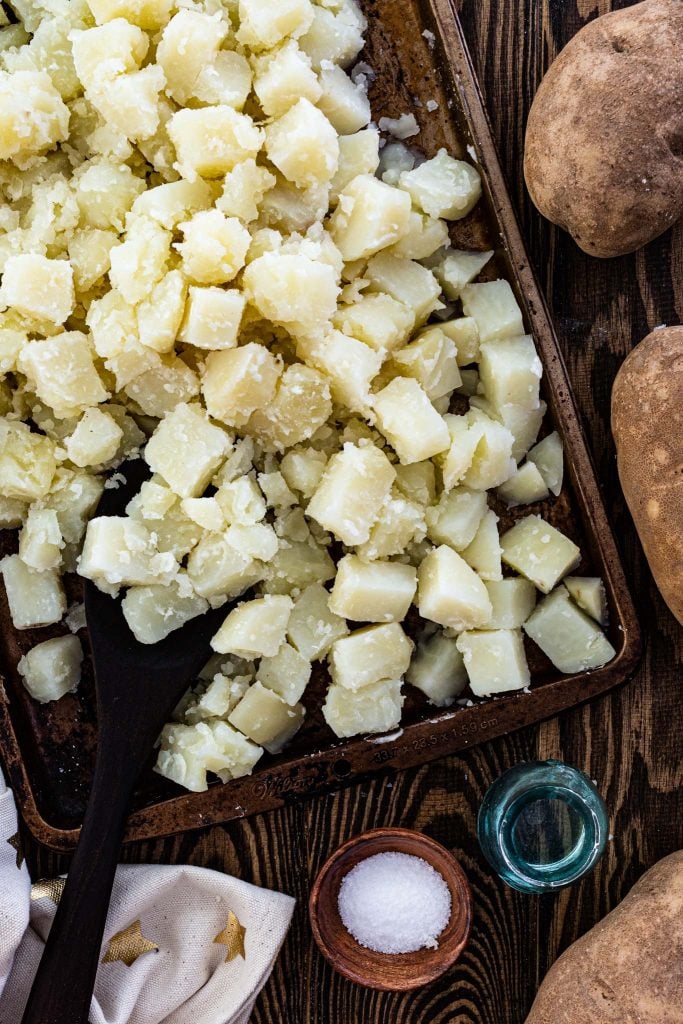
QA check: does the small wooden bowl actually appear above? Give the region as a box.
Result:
[309,827,472,991]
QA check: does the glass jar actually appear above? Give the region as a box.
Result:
[477,760,609,894]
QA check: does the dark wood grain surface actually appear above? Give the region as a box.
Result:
[21,1,683,1021]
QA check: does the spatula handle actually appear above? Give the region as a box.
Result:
[21,745,140,1024]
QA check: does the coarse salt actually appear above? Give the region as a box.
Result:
[338,851,451,954]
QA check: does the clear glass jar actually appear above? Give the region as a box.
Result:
[477,760,609,894]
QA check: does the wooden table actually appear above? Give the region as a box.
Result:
[24,1,683,1021]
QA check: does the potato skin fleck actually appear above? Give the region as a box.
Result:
[524,0,683,258]
[611,326,683,624]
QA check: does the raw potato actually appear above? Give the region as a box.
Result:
[524,851,683,1024]
[611,326,683,624]
[524,0,683,257]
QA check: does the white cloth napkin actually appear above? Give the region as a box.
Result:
[0,775,295,1024]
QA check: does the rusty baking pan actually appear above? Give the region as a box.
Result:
[0,0,641,851]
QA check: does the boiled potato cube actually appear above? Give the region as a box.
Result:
[155,720,262,791]
[461,508,502,581]
[68,228,120,293]
[331,128,380,199]
[372,377,450,465]
[87,0,173,31]
[328,622,413,690]
[226,523,279,562]
[425,486,487,551]
[185,673,252,724]
[394,463,436,506]
[398,149,481,220]
[564,576,608,625]
[247,364,333,450]
[471,397,547,464]
[0,69,69,165]
[389,329,461,401]
[109,216,171,305]
[79,517,178,589]
[177,210,250,286]
[71,20,148,88]
[524,586,615,673]
[191,48,252,109]
[417,544,492,630]
[252,41,321,118]
[406,632,467,706]
[329,555,417,623]
[306,442,395,545]
[497,460,549,507]
[88,66,165,143]
[187,534,265,604]
[257,642,312,706]
[479,336,542,411]
[237,0,314,50]
[390,211,450,261]
[527,430,564,496]
[0,420,56,501]
[436,414,482,491]
[333,292,413,352]
[501,515,581,594]
[243,251,340,330]
[304,329,382,412]
[0,254,74,325]
[438,318,481,366]
[456,628,530,696]
[212,595,293,658]
[18,635,83,703]
[299,1,366,70]
[181,497,225,533]
[280,448,328,499]
[137,271,187,354]
[145,403,232,499]
[435,248,493,300]
[74,158,145,232]
[330,174,411,261]
[0,553,66,628]
[19,508,63,572]
[203,344,281,428]
[216,476,266,525]
[179,286,245,351]
[462,410,516,491]
[216,160,276,222]
[364,253,441,324]
[228,681,305,753]
[19,332,108,419]
[168,106,263,181]
[262,536,335,595]
[461,279,524,344]
[357,490,426,560]
[132,179,214,230]
[287,581,348,660]
[318,64,370,135]
[156,9,227,105]
[65,408,123,468]
[124,354,200,418]
[484,577,537,629]
[323,677,403,738]
[266,98,339,188]
[42,468,103,546]
[122,577,209,644]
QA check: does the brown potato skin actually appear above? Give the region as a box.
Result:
[525,851,683,1024]
[611,327,683,624]
[524,0,683,258]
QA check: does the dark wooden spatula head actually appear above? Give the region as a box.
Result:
[22,460,230,1024]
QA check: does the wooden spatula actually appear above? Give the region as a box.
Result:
[21,460,227,1024]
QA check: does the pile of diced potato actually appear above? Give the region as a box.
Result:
[0,0,616,793]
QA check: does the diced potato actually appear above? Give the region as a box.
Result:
[462,410,516,491]
[178,286,245,351]
[74,159,145,232]
[0,69,70,166]
[389,329,462,401]
[287,581,348,660]
[438,318,481,367]
[258,642,312,706]
[389,211,450,261]
[187,534,264,604]
[65,408,123,468]
[202,344,282,428]
[0,254,73,325]
[243,251,339,329]
[398,149,481,219]
[266,98,339,188]
[0,420,57,501]
[87,0,173,31]
[18,635,83,703]
[358,490,426,560]
[226,523,279,563]
[425,486,487,551]
[212,595,293,658]
[68,228,120,293]
[124,353,200,418]
[497,460,549,507]
[42,468,104,546]
[527,430,564,496]
[318,64,370,135]
[145,403,232,499]
[237,0,314,50]
[18,507,63,572]
[564,576,608,625]
[280,448,328,499]
[262,536,335,595]
[131,179,214,230]
[332,292,414,352]
[177,210,250,286]
[331,128,380,199]
[501,514,581,594]
[184,673,252,724]
[137,271,187,354]
[0,553,66,628]
[252,40,321,118]
[155,720,262,791]
[0,496,27,529]
[471,397,547,464]
[306,442,395,545]
[71,20,148,89]
[79,516,178,589]
[299,1,366,70]
[323,677,403,738]
[228,680,305,753]
[109,216,171,305]
[372,377,449,465]
[406,632,468,706]
[330,174,411,261]
[168,106,263,181]
[122,577,209,644]
[394,462,436,506]
[524,586,615,673]
[181,497,225,533]
[216,475,266,525]
[484,577,537,629]
[460,279,524,344]
[461,508,502,581]
[479,335,542,411]
[328,622,413,690]
[88,66,166,143]
[435,249,494,300]
[329,555,417,623]
[417,544,492,630]
[216,160,276,222]
[364,253,441,325]
[19,332,108,419]
[456,628,530,696]
[304,329,382,412]
[247,364,333,450]
[156,9,227,105]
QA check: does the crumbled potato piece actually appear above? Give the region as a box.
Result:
[122,578,208,644]
[333,292,413,352]
[287,581,348,660]
[79,516,178,590]
[18,635,83,703]
[0,554,66,629]
[0,419,57,501]
[237,0,315,51]
[65,408,123,468]
[399,149,482,220]
[155,720,262,791]
[243,250,340,329]
[0,69,69,166]
[252,41,321,118]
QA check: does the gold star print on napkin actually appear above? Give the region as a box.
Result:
[102,920,159,967]
[214,911,246,963]
[6,831,23,869]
